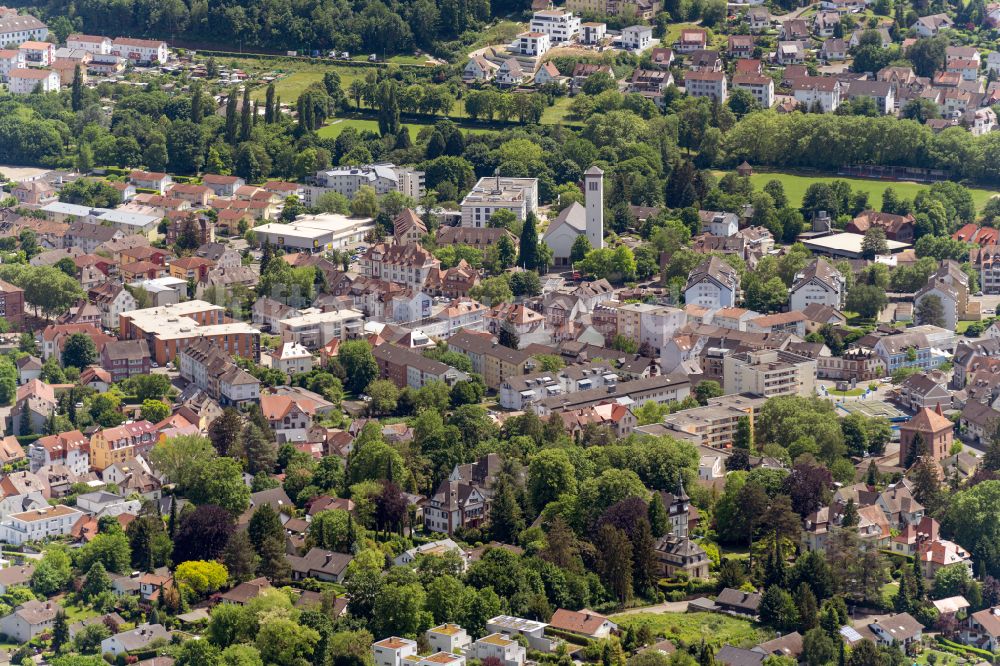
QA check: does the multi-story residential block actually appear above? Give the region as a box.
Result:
[129,170,172,194]
[500,362,618,411]
[66,34,111,53]
[914,260,970,330]
[360,242,440,289]
[270,341,314,377]
[621,25,654,51]
[18,40,52,66]
[7,67,57,94]
[684,70,728,101]
[0,505,84,545]
[614,302,686,355]
[0,48,23,81]
[460,177,538,227]
[0,8,47,47]
[844,80,895,114]
[88,281,136,330]
[373,343,468,390]
[28,430,89,476]
[580,22,607,44]
[872,331,933,373]
[789,258,845,311]
[732,73,774,107]
[308,164,424,202]
[722,348,817,398]
[447,329,536,390]
[111,37,168,64]
[89,421,157,471]
[684,256,739,308]
[791,77,840,112]
[529,9,580,42]
[179,338,261,407]
[100,339,151,382]
[278,309,365,349]
[656,393,767,448]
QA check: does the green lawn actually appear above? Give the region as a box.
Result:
[611,612,767,649]
[540,95,577,124]
[882,582,899,607]
[208,59,368,102]
[956,320,976,333]
[316,116,499,140]
[663,22,703,47]
[714,168,1000,212]
[827,388,866,397]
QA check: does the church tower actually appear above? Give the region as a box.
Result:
[583,165,604,250]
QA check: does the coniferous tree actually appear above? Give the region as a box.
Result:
[71,65,83,112]
[191,82,203,123]
[518,212,539,270]
[265,83,276,123]
[240,87,252,142]
[51,610,69,652]
[225,90,238,144]
[489,478,524,544]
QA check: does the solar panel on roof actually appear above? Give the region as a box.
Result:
[839,627,862,642]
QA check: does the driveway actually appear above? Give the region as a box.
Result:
[614,600,690,616]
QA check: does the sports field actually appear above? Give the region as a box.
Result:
[715,169,999,211]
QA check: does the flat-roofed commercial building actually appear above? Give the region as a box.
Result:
[253,214,373,253]
[119,300,260,364]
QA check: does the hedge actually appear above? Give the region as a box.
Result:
[935,636,996,660]
[192,49,430,71]
[546,627,593,647]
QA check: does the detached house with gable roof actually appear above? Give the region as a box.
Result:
[790,258,845,311]
[684,257,739,308]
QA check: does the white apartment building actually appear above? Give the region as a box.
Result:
[373,637,418,666]
[0,505,84,545]
[685,70,728,102]
[615,302,686,356]
[514,31,550,56]
[309,164,425,202]
[28,430,90,477]
[789,258,845,311]
[18,40,52,66]
[530,9,581,42]
[111,37,168,64]
[472,634,526,666]
[66,34,112,54]
[278,309,365,349]
[0,48,23,81]
[0,10,48,47]
[271,341,314,377]
[732,73,775,107]
[792,78,841,113]
[461,176,538,227]
[7,67,58,94]
[722,349,817,398]
[621,25,654,52]
[427,625,472,654]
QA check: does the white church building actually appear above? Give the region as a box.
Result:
[543,166,604,267]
